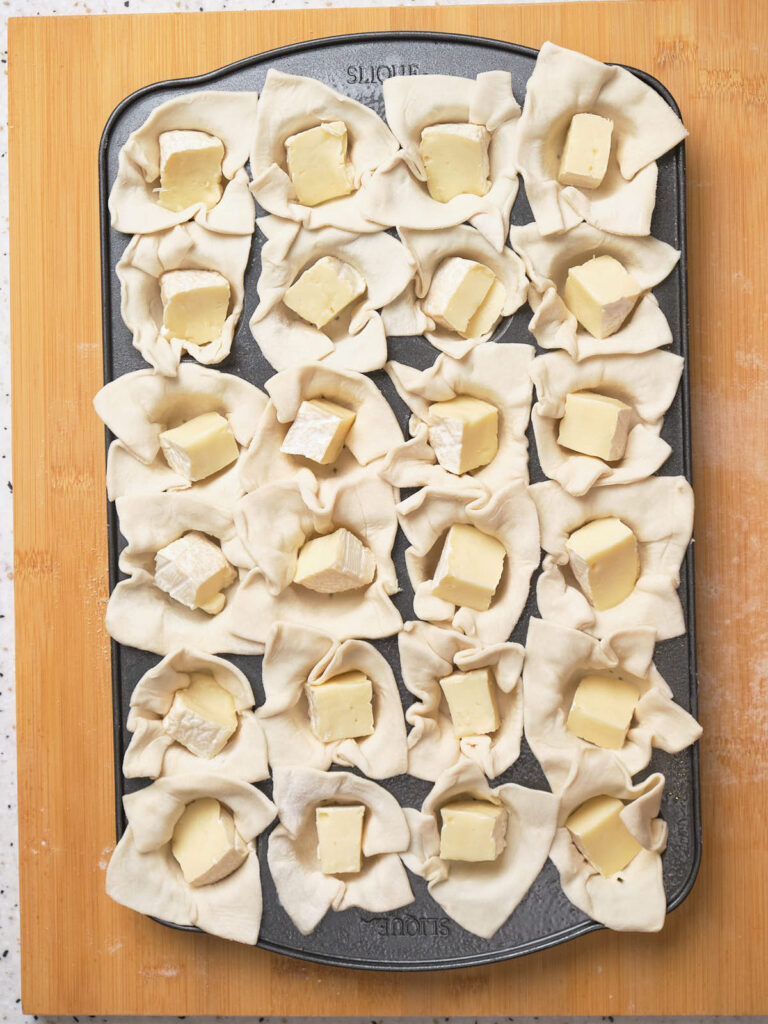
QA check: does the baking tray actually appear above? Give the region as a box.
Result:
[98,31,699,971]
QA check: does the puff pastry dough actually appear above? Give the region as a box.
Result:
[267,766,413,935]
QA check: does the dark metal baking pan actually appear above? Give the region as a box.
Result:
[99,31,699,971]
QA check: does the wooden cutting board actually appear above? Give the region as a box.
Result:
[10,0,768,1014]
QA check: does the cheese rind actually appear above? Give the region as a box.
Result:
[564,255,642,339]
[294,528,376,593]
[280,398,357,465]
[419,123,491,203]
[557,391,633,462]
[566,674,640,749]
[558,113,614,190]
[160,269,230,346]
[307,669,374,742]
[566,794,643,877]
[428,395,499,475]
[157,130,224,213]
[159,411,239,482]
[566,517,639,611]
[285,122,354,207]
[162,671,239,758]
[423,257,496,338]
[439,799,507,862]
[154,531,236,613]
[171,797,248,886]
[316,804,365,874]
[439,667,500,738]
[432,523,506,611]
[283,256,366,330]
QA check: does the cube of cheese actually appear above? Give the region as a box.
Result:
[566,517,639,612]
[557,391,633,462]
[171,797,248,887]
[566,794,643,877]
[566,674,640,750]
[428,395,499,475]
[439,799,507,862]
[419,123,491,203]
[159,411,239,482]
[316,804,365,874]
[162,671,238,758]
[558,113,614,190]
[280,398,357,465]
[294,528,376,593]
[283,256,366,330]
[439,667,500,738]
[466,277,507,338]
[307,669,374,742]
[160,269,230,346]
[285,121,354,207]
[157,130,224,213]
[423,257,497,338]
[154,531,236,614]
[432,523,506,612]
[564,255,642,339]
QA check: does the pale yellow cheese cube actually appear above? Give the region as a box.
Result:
[285,122,354,207]
[157,130,224,213]
[466,277,507,338]
[280,397,357,465]
[439,667,500,738]
[564,255,642,339]
[283,256,366,330]
[566,517,639,611]
[307,669,374,742]
[566,674,640,750]
[160,269,230,346]
[557,391,633,462]
[558,113,614,190]
[316,804,365,874]
[154,531,236,613]
[419,123,491,203]
[163,672,238,759]
[428,395,499,475]
[294,528,376,593]
[423,257,496,338]
[159,411,239,482]
[566,794,643,877]
[432,523,506,612]
[439,799,507,862]
[171,797,248,886]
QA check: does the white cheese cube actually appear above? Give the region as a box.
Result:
[566,517,639,611]
[283,256,366,330]
[419,123,491,203]
[564,255,642,339]
[558,113,614,190]
[154,531,236,613]
[439,667,500,738]
[432,523,506,612]
[428,395,499,475]
[439,799,507,862]
[159,411,239,482]
[566,673,640,750]
[160,269,230,346]
[307,669,374,742]
[171,797,248,886]
[316,804,365,874]
[285,121,354,207]
[157,130,224,213]
[280,398,357,466]
[557,391,633,462]
[294,528,376,594]
[566,794,643,877]
[423,257,497,338]
[162,671,238,758]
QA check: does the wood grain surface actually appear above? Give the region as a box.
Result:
[9,0,768,1014]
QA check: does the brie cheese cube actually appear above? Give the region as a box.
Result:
[419,123,491,203]
[294,528,376,593]
[154,531,236,613]
[439,799,507,862]
[432,523,506,612]
[423,257,496,338]
[280,398,356,466]
[466,277,507,338]
[439,667,500,738]
[566,517,639,611]
[157,130,224,213]
[316,804,365,874]
[428,395,499,475]
[159,411,239,482]
[285,121,354,207]
[162,671,239,758]
[160,269,230,346]
[558,391,633,462]
[307,669,374,743]
[558,113,614,190]
[283,256,366,330]
[171,797,248,887]
[564,255,642,339]
[566,794,643,877]
[567,673,640,750]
